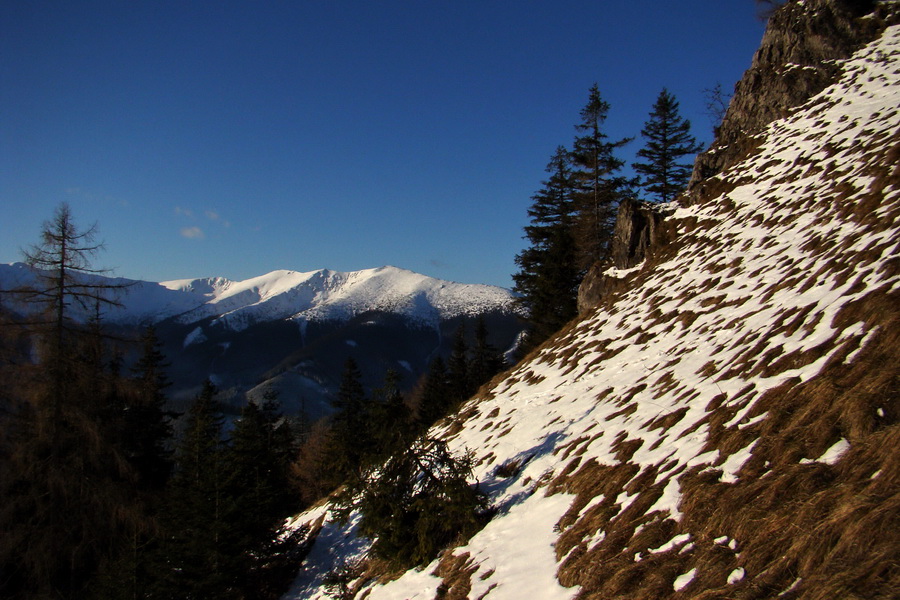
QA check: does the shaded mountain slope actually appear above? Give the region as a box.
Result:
[283,6,899,599]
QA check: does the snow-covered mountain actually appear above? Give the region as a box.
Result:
[0,263,524,415]
[160,266,519,336]
[281,3,900,598]
[0,263,518,334]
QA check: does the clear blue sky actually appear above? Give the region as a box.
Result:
[1,1,766,288]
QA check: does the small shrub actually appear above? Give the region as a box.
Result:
[340,436,490,569]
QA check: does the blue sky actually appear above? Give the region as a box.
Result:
[1,1,766,288]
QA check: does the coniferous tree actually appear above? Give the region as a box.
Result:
[0,205,141,599]
[291,419,338,505]
[369,369,414,455]
[513,147,582,350]
[225,395,298,596]
[571,84,635,271]
[469,315,505,390]
[327,357,373,484]
[125,325,174,489]
[633,88,704,203]
[17,203,128,421]
[155,380,238,599]
[342,435,488,569]
[415,355,452,428]
[448,324,471,402]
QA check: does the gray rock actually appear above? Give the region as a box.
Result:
[577,199,668,313]
[689,0,887,195]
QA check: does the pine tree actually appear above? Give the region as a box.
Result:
[448,324,471,402]
[327,358,373,484]
[155,380,238,598]
[513,147,582,350]
[571,84,635,270]
[415,355,452,428]
[633,88,704,203]
[469,315,505,390]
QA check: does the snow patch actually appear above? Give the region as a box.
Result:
[673,568,696,591]
[801,439,850,465]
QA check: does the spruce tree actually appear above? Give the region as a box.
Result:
[513,146,582,350]
[125,325,174,489]
[155,380,238,598]
[415,355,452,428]
[470,315,505,390]
[571,84,635,270]
[327,358,373,484]
[225,396,298,595]
[369,369,413,455]
[633,88,704,203]
[346,435,488,568]
[448,324,471,402]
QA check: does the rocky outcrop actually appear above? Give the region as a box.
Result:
[608,198,668,271]
[578,0,900,315]
[581,0,895,313]
[577,198,669,313]
[689,0,891,194]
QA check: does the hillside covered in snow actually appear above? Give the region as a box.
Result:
[282,3,900,598]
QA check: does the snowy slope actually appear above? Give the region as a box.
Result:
[282,18,900,600]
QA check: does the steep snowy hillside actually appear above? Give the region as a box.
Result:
[282,7,899,600]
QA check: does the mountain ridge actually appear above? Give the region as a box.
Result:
[0,262,521,334]
[159,265,520,334]
[0,262,525,414]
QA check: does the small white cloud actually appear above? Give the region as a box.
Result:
[205,210,219,221]
[180,226,205,239]
[175,206,194,217]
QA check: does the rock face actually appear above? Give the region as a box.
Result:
[608,198,668,271]
[577,198,669,313]
[579,0,897,315]
[690,0,888,192]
